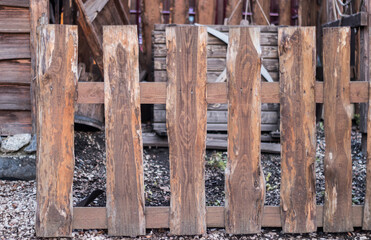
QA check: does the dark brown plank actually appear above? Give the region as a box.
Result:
[363,81,371,230]
[225,0,242,25]
[225,27,265,234]
[72,206,365,230]
[279,27,317,233]
[0,84,30,110]
[0,59,31,84]
[171,0,189,24]
[103,25,145,237]
[0,6,30,33]
[0,0,29,8]
[0,110,31,135]
[35,24,77,237]
[252,0,270,25]
[323,27,353,233]
[166,26,207,235]
[0,33,30,60]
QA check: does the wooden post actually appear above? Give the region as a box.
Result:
[279,0,291,25]
[166,26,207,235]
[225,0,242,25]
[30,0,49,134]
[196,0,216,24]
[35,24,78,237]
[103,25,145,237]
[170,0,189,24]
[225,27,265,234]
[363,81,371,229]
[298,0,318,26]
[279,27,317,233]
[252,0,270,25]
[322,27,353,233]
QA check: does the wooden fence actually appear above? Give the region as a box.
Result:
[35,24,371,237]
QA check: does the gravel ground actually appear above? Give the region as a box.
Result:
[1,123,371,239]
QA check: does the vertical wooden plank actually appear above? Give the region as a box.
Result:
[166,26,207,235]
[225,0,242,25]
[30,0,49,133]
[279,0,291,25]
[279,27,316,233]
[35,24,77,237]
[252,0,270,25]
[364,81,371,230]
[103,25,145,237]
[196,0,216,24]
[323,27,353,233]
[170,0,189,24]
[225,27,265,234]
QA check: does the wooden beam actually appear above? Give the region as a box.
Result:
[322,12,368,28]
[72,205,364,230]
[170,0,188,24]
[279,27,317,233]
[35,24,78,238]
[166,26,207,235]
[225,27,265,234]
[364,81,371,229]
[323,27,353,233]
[103,26,145,237]
[196,0,216,24]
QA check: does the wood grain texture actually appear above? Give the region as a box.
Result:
[225,27,265,234]
[363,81,371,230]
[0,60,31,84]
[170,0,188,24]
[0,33,30,60]
[166,26,207,235]
[279,0,291,25]
[35,24,77,237]
[0,6,30,33]
[0,0,29,8]
[103,26,145,237]
[225,0,242,25]
[252,0,270,25]
[0,110,31,134]
[279,27,316,233]
[196,0,216,24]
[0,84,30,110]
[323,27,353,233]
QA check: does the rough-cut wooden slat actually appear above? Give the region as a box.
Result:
[323,27,353,233]
[171,0,189,24]
[103,26,145,237]
[166,26,207,235]
[279,27,316,233]
[364,81,371,230]
[72,206,364,230]
[196,0,216,24]
[279,0,291,25]
[76,81,371,104]
[225,27,265,234]
[0,110,31,135]
[0,6,30,33]
[0,60,31,84]
[252,0,270,25]
[35,24,77,238]
[0,33,30,60]
[154,24,278,32]
[0,84,30,110]
[225,0,242,25]
[0,0,29,8]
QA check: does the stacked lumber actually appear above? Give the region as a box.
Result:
[152,24,280,136]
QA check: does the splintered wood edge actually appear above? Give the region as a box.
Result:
[73,206,363,230]
[77,81,369,104]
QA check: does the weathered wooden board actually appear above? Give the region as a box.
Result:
[103,26,145,237]
[323,27,353,233]
[35,24,77,237]
[225,27,265,234]
[252,0,270,25]
[364,81,371,230]
[0,84,30,110]
[0,110,31,134]
[225,0,242,25]
[0,33,30,60]
[0,0,29,8]
[279,0,291,25]
[196,0,216,24]
[171,0,189,24]
[0,59,31,84]
[0,6,30,33]
[279,27,316,233]
[166,26,207,235]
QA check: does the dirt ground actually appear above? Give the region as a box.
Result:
[1,123,371,239]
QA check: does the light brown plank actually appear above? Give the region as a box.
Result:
[252,0,270,25]
[103,26,145,237]
[225,27,265,234]
[72,205,364,230]
[0,110,31,135]
[35,24,77,237]
[196,0,216,24]
[279,27,317,233]
[0,84,30,110]
[225,0,242,25]
[323,27,353,232]
[363,81,371,230]
[279,0,291,25]
[0,33,30,60]
[0,59,31,84]
[166,26,207,235]
[0,6,30,33]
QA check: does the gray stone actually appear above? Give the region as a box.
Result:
[0,156,36,180]
[24,135,37,154]
[0,134,31,153]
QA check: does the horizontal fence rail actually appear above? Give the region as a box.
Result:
[36,24,371,237]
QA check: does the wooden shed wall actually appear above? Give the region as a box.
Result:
[0,1,32,135]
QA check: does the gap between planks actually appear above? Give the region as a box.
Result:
[73,206,363,230]
[78,81,370,104]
